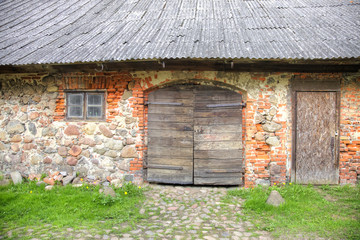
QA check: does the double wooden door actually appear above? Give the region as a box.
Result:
[147,85,243,185]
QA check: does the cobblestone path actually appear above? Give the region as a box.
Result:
[3,185,273,239]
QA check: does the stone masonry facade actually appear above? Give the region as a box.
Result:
[0,71,359,187]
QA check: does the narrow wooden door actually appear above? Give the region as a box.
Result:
[193,86,243,185]
[295,92,339,184]
[147,86,194,184]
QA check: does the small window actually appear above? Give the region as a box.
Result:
[66,92,105,120]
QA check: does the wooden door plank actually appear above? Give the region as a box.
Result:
[148,137,193,148]
[147,166,194,184]
[194,177,242,185]
[194,133,242,142]
[194,141,243,150]
[148,106,193,115]
[147,130,192,138]
[194,117,242,125]
[147,157,193,166]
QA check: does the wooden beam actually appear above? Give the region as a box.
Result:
[1,59,359,74]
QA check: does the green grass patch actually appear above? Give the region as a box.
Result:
[226,184,360,239]
[0,181,146,236]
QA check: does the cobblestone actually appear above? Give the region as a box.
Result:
[2,185,272,239]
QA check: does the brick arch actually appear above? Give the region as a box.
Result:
[130,79,248,185]
[143,79,248,101]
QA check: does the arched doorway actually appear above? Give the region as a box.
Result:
[146,84,244,185]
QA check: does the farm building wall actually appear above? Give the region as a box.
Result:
[0,71,359,187]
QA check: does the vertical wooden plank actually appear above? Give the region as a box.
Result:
[193,86,243,185]
[295,92,338,184]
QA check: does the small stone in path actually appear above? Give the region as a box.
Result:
[145,231,154,236]
[168,206,178,210]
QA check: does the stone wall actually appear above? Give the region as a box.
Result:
[0,71,359,186]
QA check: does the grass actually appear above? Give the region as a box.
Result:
[225,183,360,239]
[0,181,146,237]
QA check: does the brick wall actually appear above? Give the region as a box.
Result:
[340,74,360,184]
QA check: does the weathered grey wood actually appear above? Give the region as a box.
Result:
[194,159,243,167]
[147,166,194,185]
[147,86,194,184]
[194,133,242,142]
[194,111,242,118]
[206,103,245,108]
[194,177,242,185]
[194,141,242,150]
[147,130,192,138]
[295,92,339,184]
[147,106,193,115]
[147,157,193,166]
[148,137,193,148]
[147,146,193,157]
[193,86,243,185]
[194,117,243,125]
[147,164,184,170]
[148,114,193,123]
[148,122,193,131]
[194,125,241,133]
[146,102,183,106]
[194,150,243,159]
[147,85,244,185]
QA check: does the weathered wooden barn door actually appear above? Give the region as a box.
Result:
[147,85,243,185]
[147,86,194,184]
[193,86,243,185]
[295,92,339,184]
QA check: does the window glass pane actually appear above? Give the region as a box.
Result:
[69,94,83,105]
[69,106,83,117]
[87,106,102,117]
[88,94,102,105]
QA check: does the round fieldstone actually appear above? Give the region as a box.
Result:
[58,146,68,156]
[42,127,57,136]
[6,120,25,134]
[265,136,280,146]
[64,125,80,136]
[30,154,42,165]
[67,157,78,166]
[68,145,82,157]
[262,122,282,133]
[28,122,37,135]
[121,145,138,158]
[104,150,118,158]
[99,125,113,138]
[10,135,22,142]
[11,144,20,152]
[29,112,40,120]
[43,157,52,164]
[84,123,97,135]
[80,137,96,147]
[24,135,34,143]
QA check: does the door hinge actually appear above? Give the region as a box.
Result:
[145,101,183,106]
[206,102,246,108]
